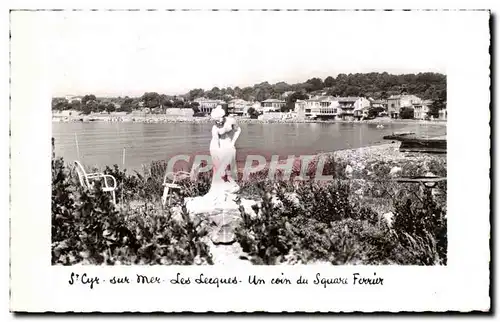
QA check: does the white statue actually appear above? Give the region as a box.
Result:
[208,105,241,197]
[185,105,257,218]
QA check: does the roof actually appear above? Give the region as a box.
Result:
[337,97,360,103]
[261,99,285,103]
[194,97,224,103]
[388,94,421,100]
[229,98,248,104]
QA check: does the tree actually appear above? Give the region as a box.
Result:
[324,76,335,88]
[285,92,309,112]
[247,107,259,119]
[142,92,161,109]
[305,78,324,92]
[186,88,205,101]
[70,100,81,111]
[120,98,135,113]
[206,87,222,100]
[399,107,414,119]
[81,104,92,115]
[172,100,184,108]
[86,100,98,113]
[81,94,96,106]
[428,99,445,119]
[105,103,116,114]
[367,106,384,118]
[191,102,200,113]
[164,100,173,108]
[97,103,107,113]
[52,98,69,111]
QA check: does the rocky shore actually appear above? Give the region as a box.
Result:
[53,113,447,126]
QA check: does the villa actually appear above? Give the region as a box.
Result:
[194,97,226,114]
[413,99,433,120]
[294,96,339,120]
[261,98,286,112]
[228,98,253,116]
[339,97,370,121]
[387,94,422,118]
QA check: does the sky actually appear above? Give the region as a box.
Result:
[13,10,449,97]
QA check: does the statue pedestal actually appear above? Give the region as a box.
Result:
[184,182,258,245]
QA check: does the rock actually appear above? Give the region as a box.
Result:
[284,192,300,207]
[270,195,283,209]
[345,165,354,177]
[211,224,236,244]
[240,198,258,218]
[382,212,394,228]
[169,206,184,223]
[389,166,402,177]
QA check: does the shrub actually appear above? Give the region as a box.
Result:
[52,158,213,265]
[236,178,447,265]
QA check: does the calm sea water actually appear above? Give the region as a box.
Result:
[52,122,446,172]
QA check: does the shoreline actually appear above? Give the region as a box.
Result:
[52,114,447,126]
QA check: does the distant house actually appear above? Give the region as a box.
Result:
[64,95,83,102]
[438,107,447,120]
[413,99,433,120]
[370,99,388,110]
[294,96,339,120]
[194,97,225,114]
[338,97,370,121]
[281,91,295,99]
[228,99,252,116]
[261,99,286,112]
[387,94,422,118]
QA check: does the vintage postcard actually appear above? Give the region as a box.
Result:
[9,9,490,313]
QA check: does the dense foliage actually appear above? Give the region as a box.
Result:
[52,157,213,265]
[235,178,447,265]
[52,147,447,266]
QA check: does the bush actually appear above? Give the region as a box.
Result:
[52,158,213,265]
[235,178,447,265]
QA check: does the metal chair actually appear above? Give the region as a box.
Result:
[161,171,191,207]
[161,164,203,207]
[74,160,118,205]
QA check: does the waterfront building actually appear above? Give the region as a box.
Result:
[339,97,371,121]
[387,94,422,118]
[194,97,226,114]
[261,98,286,112]
[438,106,447,120]
[294,96,339,119]
[413,99,433,120]
[228,98,252,116]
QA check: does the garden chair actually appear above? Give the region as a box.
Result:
[161,164,203,207]
[73,160,118,205]
[161,171,192,207]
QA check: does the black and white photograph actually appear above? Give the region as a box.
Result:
[49,9,448,267]
[9,7,490,313]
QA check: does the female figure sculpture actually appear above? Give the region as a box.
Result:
[209,105,241,196]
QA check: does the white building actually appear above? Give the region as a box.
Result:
[294,96,340,119]
[261,99,286,112]
[438,107,447,120]
[194,97,226,114]
[413,99,433,120]
[387,94,423,118]
[228,98,252,116]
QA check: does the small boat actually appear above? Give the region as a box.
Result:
[383,133,446,154]
[376,124,384,129]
